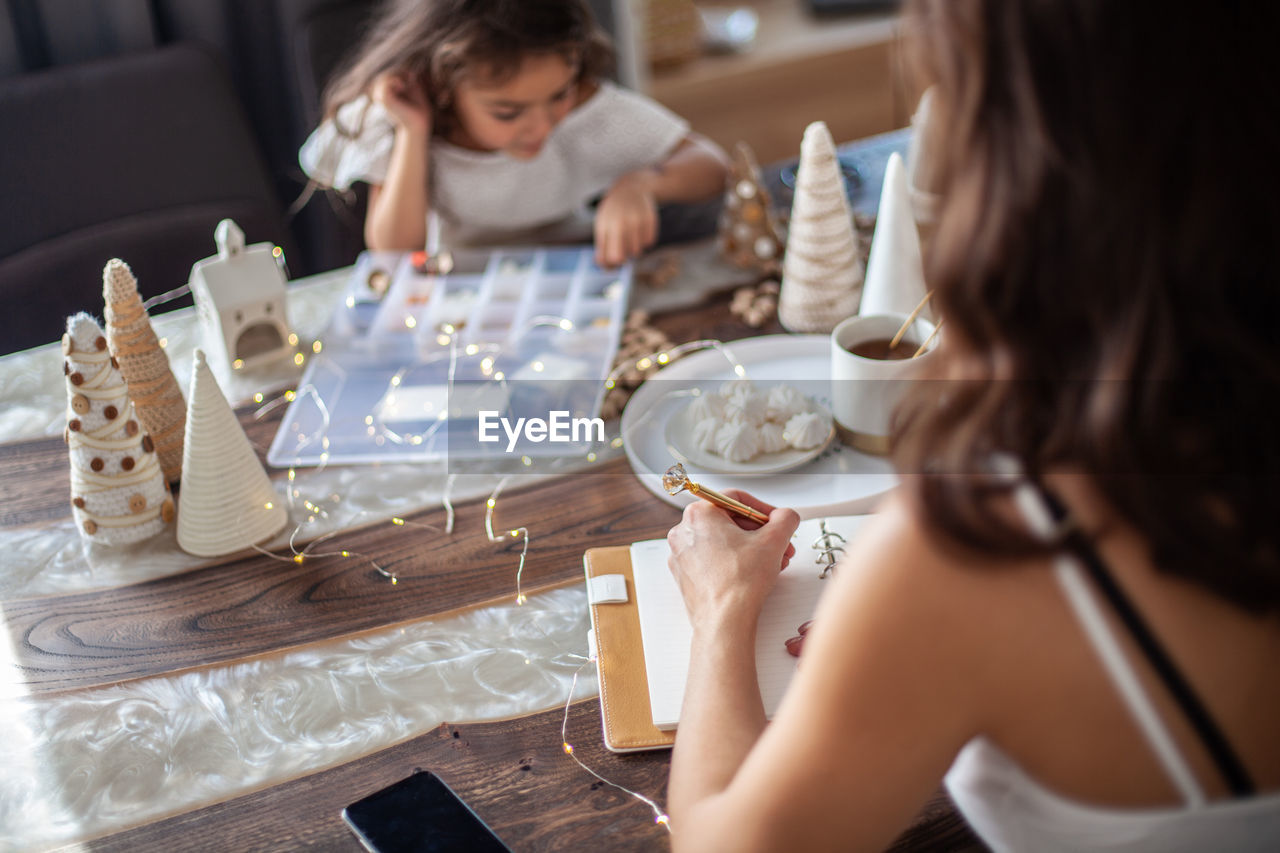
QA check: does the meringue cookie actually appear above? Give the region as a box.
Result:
[784,411,831,450]
[758,421,788,454]
[718,378,757,402]
[688,391,726,422]
[766,385,813,423]
[715,420,762,462]
[724,390,768,426]
[692,416,724,452]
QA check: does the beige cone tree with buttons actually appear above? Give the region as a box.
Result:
[63,312,173,546]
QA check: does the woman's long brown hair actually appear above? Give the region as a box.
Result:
[321,0,613,137]
[894,0,1280,610]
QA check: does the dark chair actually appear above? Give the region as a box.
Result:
[0,43,291,354]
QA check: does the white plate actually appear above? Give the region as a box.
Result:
[620,335,897,518]
[663,396,834,476]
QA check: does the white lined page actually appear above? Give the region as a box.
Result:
[630,515,871,730]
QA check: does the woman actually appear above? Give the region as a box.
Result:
[663,0,1280,849]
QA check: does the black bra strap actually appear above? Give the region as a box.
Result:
[1038,485,1256,798]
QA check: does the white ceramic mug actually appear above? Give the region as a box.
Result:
[830,313,936,455]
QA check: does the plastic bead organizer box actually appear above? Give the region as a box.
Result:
[267,246,633,468]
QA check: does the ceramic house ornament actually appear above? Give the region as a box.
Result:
[189,219,293,373]
[63,313,173,546]
[176,349,287,557]
[777,121,863,333]
[103,258,186,483]
[860,153,930,319]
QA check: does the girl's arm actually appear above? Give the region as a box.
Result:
[365,73,432,251]
[666,492,992,852]
[595,133,728,267]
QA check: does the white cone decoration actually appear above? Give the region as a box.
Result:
[860,153,930,319]
[103,258,187,483]
[777,121,863,333]
[63,313,173,546]
[176,349,287,557]
[904,87,943,229]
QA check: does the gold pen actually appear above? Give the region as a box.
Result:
[662,462,770,525]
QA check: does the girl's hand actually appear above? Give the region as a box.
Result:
[371,71,432,136]
[595,170,659,268]
[666,491,800,629]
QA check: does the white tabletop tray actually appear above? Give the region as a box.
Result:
[268,247,630,467]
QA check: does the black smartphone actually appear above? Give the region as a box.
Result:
[341,770,512,853]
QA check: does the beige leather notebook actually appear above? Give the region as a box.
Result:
[583,546,677,753]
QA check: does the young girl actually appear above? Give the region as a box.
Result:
[662,0,1280,850]
[300,0,728,268]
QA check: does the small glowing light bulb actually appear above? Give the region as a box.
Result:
[341,551,350,557]
[655,815,670,827]
[293,554,304,565]
[288,333,299,346]
[562,742,574,755]
[517,593,527,605]
[284,390,297,402]
[253,392,264,403]
[391,576,398,585]
[264,501,274,510]
[392,517,405,526]
[486,498,496,509]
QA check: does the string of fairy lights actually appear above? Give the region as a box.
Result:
[141,265,762,835]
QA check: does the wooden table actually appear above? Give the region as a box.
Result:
[1,289,982,851]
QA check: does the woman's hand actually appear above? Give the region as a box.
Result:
[666,491,801,629]
[594,170,659,268]
[371,71,432,137]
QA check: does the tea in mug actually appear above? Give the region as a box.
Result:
[845,337,916,360]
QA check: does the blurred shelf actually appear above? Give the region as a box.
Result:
[642,0,908,163]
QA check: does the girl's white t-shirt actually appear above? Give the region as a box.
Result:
[299,81,690,247]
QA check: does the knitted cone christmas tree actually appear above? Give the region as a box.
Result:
[103,258,186,483]
[63,312,173,546]
[176,349,287,557]
[777,121,862,333]
[718,142,785,273]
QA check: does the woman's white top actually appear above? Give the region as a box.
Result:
[299,81,690,247]
[944,480,1280,851]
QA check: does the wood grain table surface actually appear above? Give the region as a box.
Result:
[6,284,982,851]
